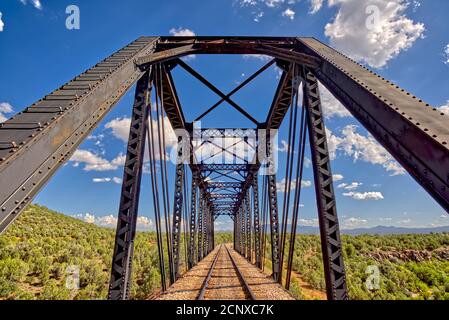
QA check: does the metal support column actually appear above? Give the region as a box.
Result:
[303,67,348,300]
[188,178,197,269]
[266,132,281,282]
[253,174,262,268]
[108,72,151,300]
[245,191,252,262]
[171,159,184,281]
[198,195,204,261]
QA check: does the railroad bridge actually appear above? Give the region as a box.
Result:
[0,36,447,300]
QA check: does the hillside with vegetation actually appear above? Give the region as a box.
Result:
[0,205,160,300]
[0,205,448,300]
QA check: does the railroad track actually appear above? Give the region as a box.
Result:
[197,244,256,300]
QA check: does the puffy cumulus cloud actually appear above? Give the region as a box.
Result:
[326,125,406,176]
[169,27,196,37]
[282,8,295,20]
[319,83,351,119]
[104,117,131,142]
[276,178,312,192]
[324,0,425,68]
[69,150,125,172]
[343,217,368,228]
[73,213,153,230]
[0,102,13,122]
[332,174,344,182]
[337,182,362,191]
[299,218,319,227]
[0,12,4,32]
[105,116,177,161]
[343,191,384,201]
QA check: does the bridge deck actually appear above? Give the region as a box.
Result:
[155,244,294,300]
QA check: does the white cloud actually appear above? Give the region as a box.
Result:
[337,182,362,191]
[265,0,284,7]
[327,125,406,176]
[277,178,312,191]
[309,0,324,14]
[0,102,13,122]
[332,174,344,182]
[439,101,449,116]
[112,177,123,184]
[319,83,351,118]
[105,116,177,161]
[324,0,425,68]
[299,218,319,227]
[282,8,295,20]
[169,27,196,37]
[104,117,131,142]
[92,177,122,184]
[73,213,153,230]
[0,12,4,32]
[19,0,42,10]
[397,218,411,225]
[343,191,384,201]
[69,150,125,172]
[276,139,289,152]
[343,217,368,228]
[242,54,271,61]
[444,44,449,65]
[253,10,264,22]
[92,178,111,183]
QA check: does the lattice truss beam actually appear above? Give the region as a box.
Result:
[0,37,447,301]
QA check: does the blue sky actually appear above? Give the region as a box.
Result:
[0,0,448,231]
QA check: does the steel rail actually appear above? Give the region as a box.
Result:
[197,244,257,300]
[224,244,257,300]
[197,245,223,300]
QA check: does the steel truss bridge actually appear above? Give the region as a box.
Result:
[0,36,447,300]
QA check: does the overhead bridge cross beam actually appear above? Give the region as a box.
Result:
[0,36,446,302]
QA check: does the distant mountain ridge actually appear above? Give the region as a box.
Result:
[296,225,449,235]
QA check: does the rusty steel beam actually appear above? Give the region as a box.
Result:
[298,37,449,213]
[0,37,158,233]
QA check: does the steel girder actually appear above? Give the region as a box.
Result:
[253,174,262,268]
[188,178,198,269]
[297,37,449,214]
[245,192,252,261]
[171,160,184,281]
[0,37,158,233]
[108,71,151,300]
[303,68,348,300]
[197,195,204,261]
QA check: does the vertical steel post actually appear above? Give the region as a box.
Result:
[188,178,197,269]
[302,67,348,300]
[240,205,246,257]
[198,195,204,260]
[253,174,262,268]
[108,72,151,300]
[171,153,184,280]
[266,130,281,282]
[245,191,252,261]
